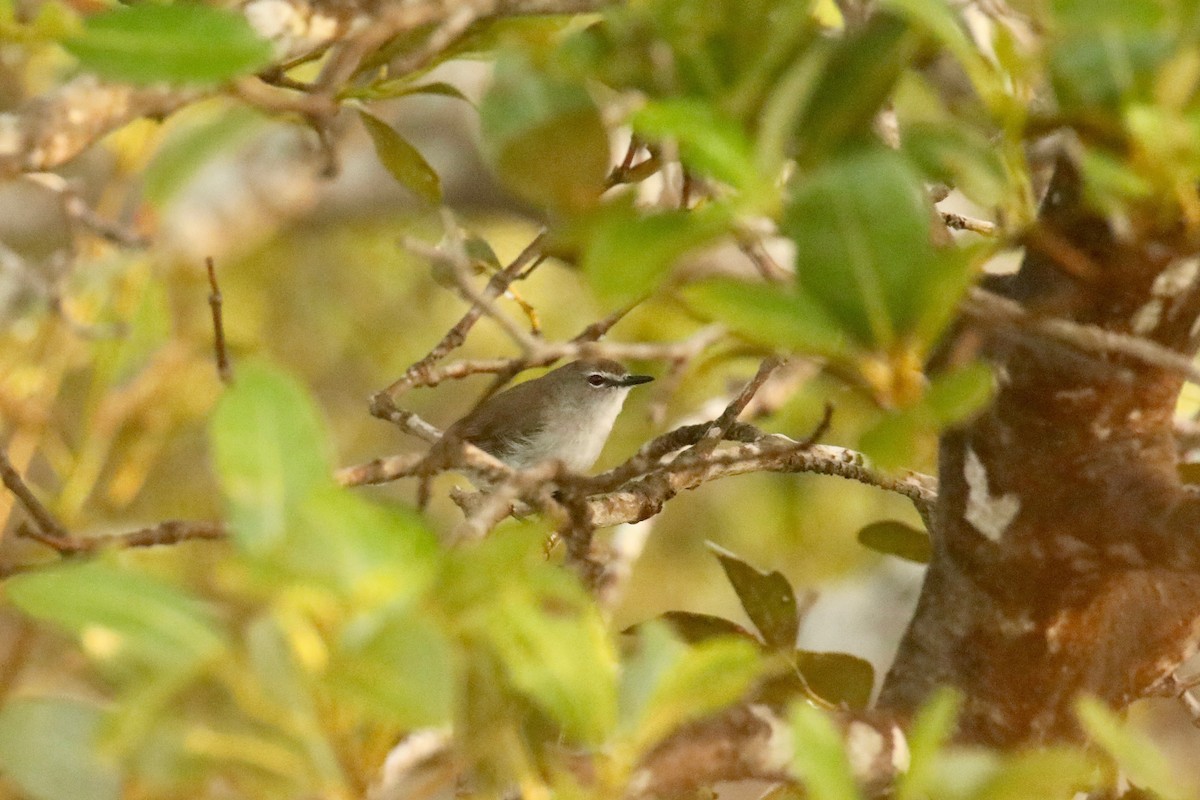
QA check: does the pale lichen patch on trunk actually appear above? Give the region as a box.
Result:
[963,446,1020,542]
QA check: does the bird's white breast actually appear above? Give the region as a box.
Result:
[510,388,630,472]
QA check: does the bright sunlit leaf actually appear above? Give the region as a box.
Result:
[65,4,272,85]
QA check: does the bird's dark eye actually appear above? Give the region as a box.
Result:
[587,374,606,387]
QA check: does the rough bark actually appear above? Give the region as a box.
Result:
[879,157,1200,745]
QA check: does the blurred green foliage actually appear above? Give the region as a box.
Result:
[1,0,1199,797]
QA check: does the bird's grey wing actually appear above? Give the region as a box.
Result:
[442,380,547,460]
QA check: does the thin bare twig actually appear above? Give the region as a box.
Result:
[17,519,225,556]
[403,234,541,355]
[206,257,233,384]
[23,173,149,249]
[692,356,782,455]
[941,211,998,236]
[0,445,69,543]
[377,230,548,403]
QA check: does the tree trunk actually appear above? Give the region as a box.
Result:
[879,158,1200,746]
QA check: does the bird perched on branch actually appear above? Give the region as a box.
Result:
[434,358,654,481]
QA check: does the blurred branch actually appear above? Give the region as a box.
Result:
[377,326,727,405]
[206,257,233,385]
[24,173,150,248]
[17,519,225,556]
[963,287,1200,384]
[0,444,69,543]
[941,211,997,237]
[370,704,905,800]
[0,76,192,178]
[0,0,614,179]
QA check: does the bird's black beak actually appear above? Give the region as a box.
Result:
[619,374,654,387]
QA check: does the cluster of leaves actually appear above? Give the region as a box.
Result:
[5,361,1185,799]
[5,0,1200,797]
[0,363,732,796]
[464,0,1016,467]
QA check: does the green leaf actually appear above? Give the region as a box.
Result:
[329,605,456,728]
[289,488,440,599]
[785,145,961,349]
[1050,0,1166,30]
[657,610,760,644]
[245,615,319,715]
[479,53,610,212]
[583,203,730,303]
[620,622,761,754]
[925,362,994,426]
[791,703,863,800]
[707,542,799,650]
[1050,32,1170,112]
[974,747,1096,800]
[1077,696,1189,799]
[359,111,442,205]
[859,409,928,471]
[632,99,769,201]
[0,697,120,800]
[684,278,852,359]
[794,651,876,710]
[880,0,1002,108]
[64,4,272,85]
[902,122,1007,208]
[792,13,915,164]
[897,688,960,800]
[857,520,932,564]
[7,561,225,672]
[242,615,345,786]
[210,360,333,554]
[446,531,617,744]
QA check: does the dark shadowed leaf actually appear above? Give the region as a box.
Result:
[795,650,876,709]
[0,697,120,800]
[65,4,272,85]
[359,111,442,204]
[857,520,932,564]
[1050,32,1169,113]
[707,542,799,650]
[657,610,760,644]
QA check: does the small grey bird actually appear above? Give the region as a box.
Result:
[436,358,654,476]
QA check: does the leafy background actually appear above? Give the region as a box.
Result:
[1,0,1199,798]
